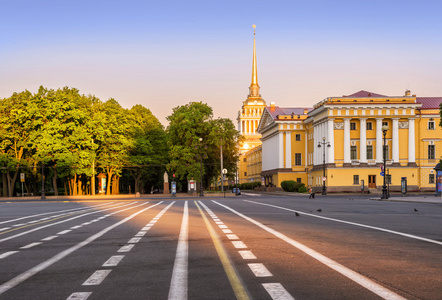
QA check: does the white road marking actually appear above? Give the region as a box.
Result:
[135,231,147,237]
[142,227,151,231]
[238,250,257,260]
[0,251,18,259]
[118,244,135,252]
[57,230,71,235]
[20,242,42,249]
[246,200,442,247]
[248,263,273,277]
[226,234,239,240]
[222,229,233,234]
[27,220,39,224]
[81,222,92,226]
[168,201,188,300]
[128,237,141,243]
[262,283,295,300]
[66,292,92,300]
[232,241,247,249]
[213,219,220,222]
[12,223,26,227]
[242,193,261,197]
[83,270,112,285]
[102,255,125,267]
[214,201,407,300]
[0,227,11,232]
[215,221,224,224]
[0,202,160,295]
[0,202,138,244]
[218,224,228,229]
[41,235,57,241]
[70,225,82,229]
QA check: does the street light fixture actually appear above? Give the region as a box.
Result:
[317,137,331,195]
[381,125,389,199]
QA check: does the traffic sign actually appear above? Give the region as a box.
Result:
[380,171,384,177]
[20,173,25,182]
[322,176,327,182]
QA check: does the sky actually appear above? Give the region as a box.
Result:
[2,0,442,127]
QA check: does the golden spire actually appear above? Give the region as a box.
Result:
[249,24,260,98]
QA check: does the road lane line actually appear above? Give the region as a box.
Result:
[213,201,406,300]
[0,228,11,232]
[0,201,161,295]
[248,263,273,277]
[70,225,82,229]
[246,200,442,247]
[41,235,57,241]
[82,270,112,285]
[226,234,239,240]
[262,283,295,300]
[0,202,139,242]
[102,255,125,267]
[66,292,92,300]
[196,201,251,300]
[222,229,233,234]
[238,251,257,260]
[20,242,42,249]
[57,230,72,235]
[118,244,135,253]
[232,241,247,249]
[168,201,189,300]
[135,231,147,237]
[128,237,141,243]
[0,251,19,259]
[0,202,114,225]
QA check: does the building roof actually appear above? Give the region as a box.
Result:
[267,106,312,120]
[416,97,442,109]
[343,90,388,98]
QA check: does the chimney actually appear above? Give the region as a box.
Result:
[304,108,308,115]
[270,102,276,111]
[405,90,411,96]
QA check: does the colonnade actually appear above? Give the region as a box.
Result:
[239,119,260,135]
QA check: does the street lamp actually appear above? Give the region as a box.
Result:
[317,137,331,195]
[381,125,389,199]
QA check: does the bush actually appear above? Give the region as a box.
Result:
[281,180,306,192]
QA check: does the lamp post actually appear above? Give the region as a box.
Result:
[381,125,389,199]
[317,137,331,195]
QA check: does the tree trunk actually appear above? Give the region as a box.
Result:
[106,168,113,195]
[77,175,83,195]
[53,167,58,196]
[2,173,7,197]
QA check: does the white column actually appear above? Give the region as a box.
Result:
[408,118,415,163]
[247,120,250,134]
[344,118,351,164]
[327,119,334,164]
[239,120,242,133]
[278,132,284,168]
[285,132,291,168]
[392,118,399,163]
[252,120,255,134]
[360,118,367,163]
[376,118,383,163]
[313,125,317,165]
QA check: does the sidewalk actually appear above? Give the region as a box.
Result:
[369,195,442,204]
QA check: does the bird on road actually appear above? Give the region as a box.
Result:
[414,208,418,212]
[295,212,300,217]
[317,209,322,212]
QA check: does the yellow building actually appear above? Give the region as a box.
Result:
[237,25,266,183]
[256,90,442,193]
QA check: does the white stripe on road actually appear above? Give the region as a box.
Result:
[226,234,239,240]
[135,231,147,237]
[248,263,273,277]
[102,255,125,267]
[0,251,19,259]
[168,201,189,300]
[41,235,57,241]
[0,228,11,232]
[218,224,228,229]
[262,283,295,300]
[118,244,135,253]
[222,229,233,234]
[246,200,442,247]
[66,292,92,300]
[57,230,71,235]
[70,225,82,229]
[232,241,247,249]
[128,237,141,244]
[0,202,161,295]
[20,242,42,249]
[238,251,257,260]
[214,201,406,300]
[83,270,112,285]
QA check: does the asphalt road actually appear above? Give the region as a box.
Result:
[0,195,441,300]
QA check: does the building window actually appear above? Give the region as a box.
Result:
[244,172,247,176]
[367,145,373,160]
[366,122,373,130]
[383,145,390,160]
[382,121,388,128]
[243,158,247,162]
[428,145,435,159]
[350,146,357,160]
[297,178,302,183]
[295,134,301,141]
[295,153,302,165]
[428,120,435,130]
[353,175,359,184]
[429,174,435,184]
[350,122,357,130]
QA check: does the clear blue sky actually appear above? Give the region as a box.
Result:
[1,0,442,126]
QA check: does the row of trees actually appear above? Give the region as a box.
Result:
[0,86,241,197]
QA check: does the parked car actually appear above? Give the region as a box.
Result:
[232,188,241,195]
